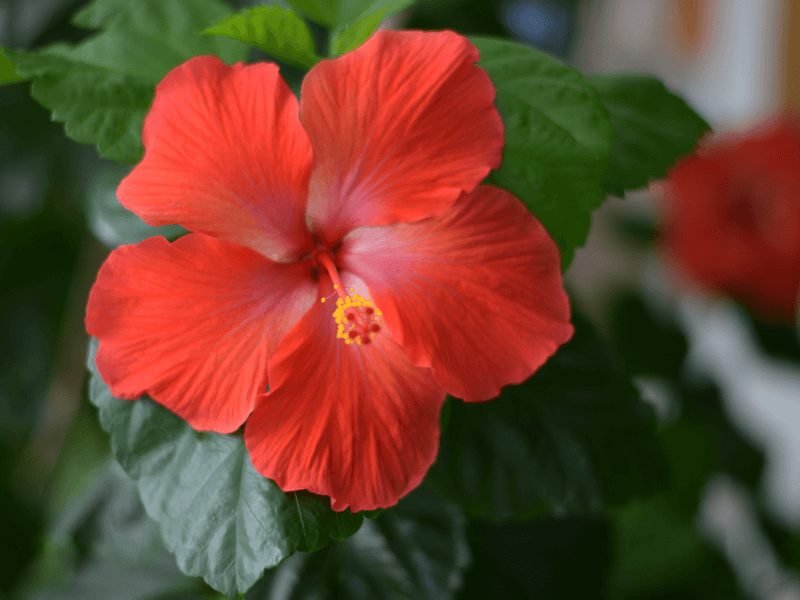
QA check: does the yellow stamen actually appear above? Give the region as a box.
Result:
[315,251,382,345]
[332,293,383,345]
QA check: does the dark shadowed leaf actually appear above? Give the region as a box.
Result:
[605,290,764,501]
[8,0,246,163]
[428,314,666,520]
[607,290,688,379]
[204,5,320,69]
[588,74,710,196]
[610,498,744,600]
[87,341,363,597]
[601,291,763,599]
[749,314,800,362]
[473,37,612,268]
[248,487,469,600]
[458,516,611,599]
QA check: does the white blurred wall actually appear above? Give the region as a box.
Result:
[575,0,783,127]
[570,0,800,535]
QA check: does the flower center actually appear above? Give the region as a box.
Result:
[316,252,383,346]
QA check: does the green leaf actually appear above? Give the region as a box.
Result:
[9,48,153,163]
[10,0,247,163]
[86,164,184,247]
[248,487,469,599]
[87,341,363,596]
[204,6,320,69]
[37,465,202,600]
[473,37,613,268]
[329,0,414,56]
[339,0,414,26]
[458,516,611,599]
[608,290,688,379]
[0,48,23,85]
[287,0,399,27]
[428,314,666,520]
[71,0,134,28]
[285,0,337,26]
[286,0,413,53]
[588,74,710,196]
[610,498,742,599]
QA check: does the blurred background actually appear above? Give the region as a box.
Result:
[1,0,798,598]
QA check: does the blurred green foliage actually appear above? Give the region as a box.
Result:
[1,0,797,598]
[0,1,89,592]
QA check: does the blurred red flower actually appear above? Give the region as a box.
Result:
[85,31,572,511]
[663,118,800,322]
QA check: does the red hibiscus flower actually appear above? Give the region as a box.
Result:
[85,31,573,511]
[663,118,800,322]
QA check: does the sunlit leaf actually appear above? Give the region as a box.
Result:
[588,74,710,196]
[285,0,414,55]
[0,48,23,85]
[87,341,363,596]
[205,5,320,69]
[474,37,613,268]
[329,0,414,55]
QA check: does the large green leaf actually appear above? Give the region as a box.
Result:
[588,74,710,196]
[428,314,666,520]
[248,487,469,600]
[0,48,23,85]
[204,5,320,69]
[86,164,183,248]
[87,342,363,597]
[8,0,246,163]
[473,37,613,268]
[329,0,414,56]
[8,49,153,164]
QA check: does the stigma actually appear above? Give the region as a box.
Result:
[328,289,383,345]
[316,252,383,346]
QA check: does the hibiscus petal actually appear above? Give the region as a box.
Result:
[245,276,446,511]
[118,56,313,262]
[300,30,504,242]
[664,120,800,321]
[340,185,573,402]
[86,233,317,433]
